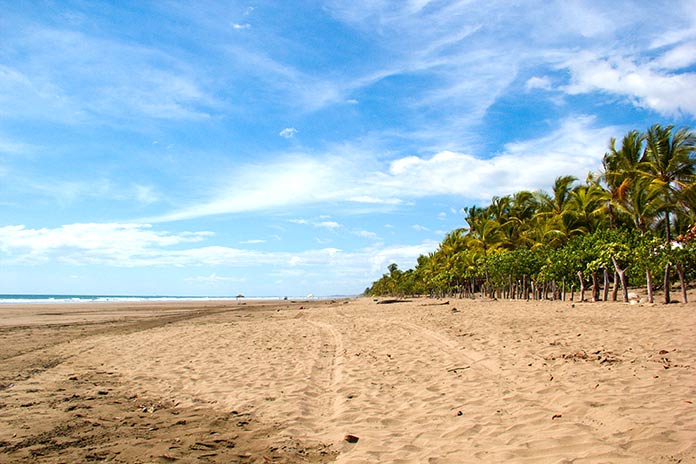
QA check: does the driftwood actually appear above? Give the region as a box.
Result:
[447,366,470,372]
[420,301,450,306]
[376,299,410,304]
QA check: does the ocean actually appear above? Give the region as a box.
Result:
[0,294,288,305]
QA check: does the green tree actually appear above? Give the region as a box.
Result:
[640,124,696,303]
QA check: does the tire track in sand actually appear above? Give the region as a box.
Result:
[304,319,346,432]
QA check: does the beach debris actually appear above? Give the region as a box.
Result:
[344,434,359,443]
[421,301,449,306]
[451,307,459,313]
[456,411,463,416]
[447,366,470,373]
[299,306,305,310]
[562,352,589,361]
[552,414,562,420]
[376,299,409,304]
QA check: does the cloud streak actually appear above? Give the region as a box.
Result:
[150,116,618,221]
[0,222,437,289]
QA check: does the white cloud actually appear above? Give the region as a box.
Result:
[239,239,266,244]
[149,116,618,221]
[232,23,251,30]
[348,195,403,205]
[562,51,696,117]
[279,127,298,138]
[366,240,440,274]
[134,184,160,205]
[0,223,212,265]
[0,221,437,288]
[0,132,37,156]
[526,76,553,91]
[185,273,246,284]
[290,218,341,229]
[354,230,378,239]
[656,41,696,70]
[149,156,348,222]
[317,221,341,229]
[412,224,430,232]
[0,27,215,123]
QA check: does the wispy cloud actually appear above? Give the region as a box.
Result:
[290,218,342,230]
[279,127,298,138]
[0,222,437,288]
[0,25,216,124]
[561,51,696,117]
[149,115,618,221]
[185,273,247,284]
[239,239,266,245]
[0,223,212,266]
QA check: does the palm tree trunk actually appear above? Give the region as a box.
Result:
[611,257,629,303]
[664,212,672,304]
[523,275,528,300]
[591,272,599,302]
[578,271,585,302]
[677,264,687,303]
[611,271,619,301]
[603,269,610,301]
[664,262,671,304]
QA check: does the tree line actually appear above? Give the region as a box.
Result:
[365,124,696,304]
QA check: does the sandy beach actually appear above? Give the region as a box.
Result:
[0,296,695,463]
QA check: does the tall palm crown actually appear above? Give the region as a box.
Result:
[602,130,645,228]
[640,124,696,240]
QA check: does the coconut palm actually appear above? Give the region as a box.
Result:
[601,130,644,228]
[617,176,663,234]
[640,124,696,303]
[565,184,608,235]
[534,176,578,245]
[640,124,696,240]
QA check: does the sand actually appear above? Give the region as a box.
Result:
[0,296,695,463]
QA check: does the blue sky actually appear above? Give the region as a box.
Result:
[1,0,696,296]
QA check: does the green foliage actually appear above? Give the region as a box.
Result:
[367,124,696,298]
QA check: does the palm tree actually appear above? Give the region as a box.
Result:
[464,213,505,296]
[438,229,467,295]
[601,130,644,228]
[535,176,578,245]
[640,124,696,303]
[566,184,608,235]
